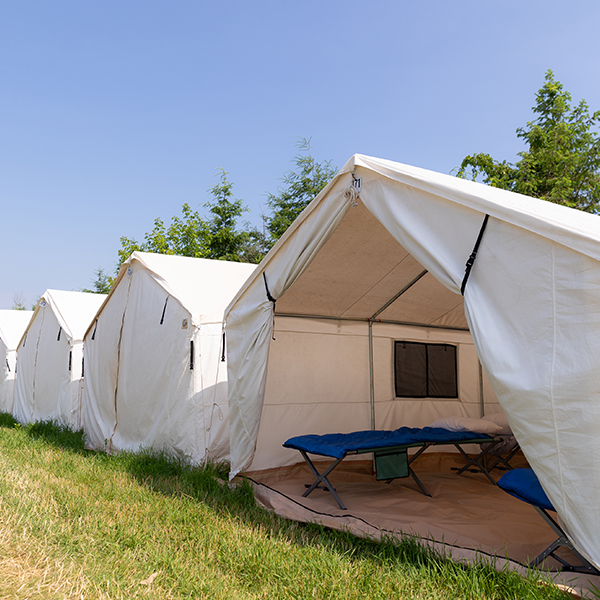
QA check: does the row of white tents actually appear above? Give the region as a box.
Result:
[1,254,256,464]
[1,154,599,567]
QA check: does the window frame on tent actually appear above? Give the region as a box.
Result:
[394,341,458,399]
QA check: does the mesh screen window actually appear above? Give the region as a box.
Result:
[394,341,458,398]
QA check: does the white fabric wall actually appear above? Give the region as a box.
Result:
[13,305,74,425]
[0,310,33,414]
[81,274,131,450]
[82,264,232,464]
[13,304,47,424]
[0,341,16,413]
[250,317,496,471]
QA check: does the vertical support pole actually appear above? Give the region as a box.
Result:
[369,319,375,430]
[478,360,485,418]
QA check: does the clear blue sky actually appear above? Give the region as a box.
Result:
[2,0,600,308]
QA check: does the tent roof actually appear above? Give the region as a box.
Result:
[21,290,107,346]
[226,154,600,322]
[271,200,468,328]
[0,310,34,350]
[88,252,257,333]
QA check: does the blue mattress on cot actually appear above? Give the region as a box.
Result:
[497,468,554,512]
[283,427,493,459]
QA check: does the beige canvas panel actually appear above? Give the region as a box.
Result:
[251,317,488,471]
[248,455,600,597]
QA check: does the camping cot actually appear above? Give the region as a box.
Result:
[283,425,504,509]
[81,252,256,464]
[13,290,107,428]
[0,309,33,413]
[223,154,600,569]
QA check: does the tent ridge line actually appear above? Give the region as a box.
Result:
[369,270,429,322]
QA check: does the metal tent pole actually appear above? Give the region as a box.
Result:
[367,270,429,430]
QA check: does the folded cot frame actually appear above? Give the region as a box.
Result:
[498,469,600,576]
[295,435,502,510]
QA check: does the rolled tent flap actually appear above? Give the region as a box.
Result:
[225,153,600,568]
[226,172,355,476]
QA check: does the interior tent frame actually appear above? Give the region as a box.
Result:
[273,267,482,432]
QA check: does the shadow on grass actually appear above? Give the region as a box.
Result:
[0,413,577,599]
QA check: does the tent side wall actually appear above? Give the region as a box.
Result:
[198,321,231,462]
[13,307,46,424]
[0,341,15,413]
[109,266,203,460]
[250,317,498,472]
[83,261,234,464]
[31,307,74,425]
[82,270,137,452]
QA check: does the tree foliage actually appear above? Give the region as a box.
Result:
[92,141,336,284]
[115,170,260,270]
[81,268,114,295]
[11,293,27,311]
[265,138,337,245]
[457,70,600,213]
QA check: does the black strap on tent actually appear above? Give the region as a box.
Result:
[81,356,85,377]
[190,340,194,370]
[221,331,226,362]
[263,272,277,340]
[6,358,10,373]
[91,320,98,340]
[460,214,490,296]
[68,350,72,371]
[263,272,277,304]
[22,333,27,348]
[57,327,62,341]
[160,297,169,325]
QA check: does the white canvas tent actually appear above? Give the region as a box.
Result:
[0,309,33,413]
[81,252,256,464]
[13,290,107,428]
[224,154,600,568]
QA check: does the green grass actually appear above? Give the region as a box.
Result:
[0,414,577,599]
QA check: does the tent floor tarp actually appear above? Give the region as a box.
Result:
[246,453,600,598]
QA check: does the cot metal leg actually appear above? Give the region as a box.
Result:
[531,506,600,575]
[300,450,347,510]
[406,444,432,496]
[486,444,521,472]
[407,468,431,497]
[452,442,499,485]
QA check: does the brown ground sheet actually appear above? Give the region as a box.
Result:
[248,452,600,598]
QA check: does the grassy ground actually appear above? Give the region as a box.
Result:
[0,413,578,599]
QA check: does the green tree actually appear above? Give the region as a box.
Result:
[114,170,257,270]
[265,138,337,245]
[205,169,252,261]
[457,70,600,213]
[81,268,114,295]
[11,293,27,310]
